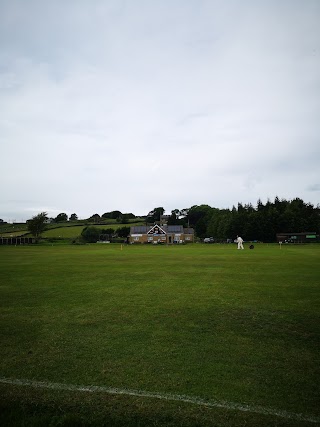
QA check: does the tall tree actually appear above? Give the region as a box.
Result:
[188,205,213,236]
[147,207,165,223]
[69,213,78,221]
[171,209,180,219]
[55,213,68,223]
[27,212,48,240]
[88,214,101,223]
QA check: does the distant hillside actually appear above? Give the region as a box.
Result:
[0,219,145,239]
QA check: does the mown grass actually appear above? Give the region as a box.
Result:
[0,243,319,426]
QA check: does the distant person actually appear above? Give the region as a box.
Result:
[236,235,244,250]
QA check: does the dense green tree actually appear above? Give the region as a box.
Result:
[117,226,130,238]
[54,213,68,223]
[102,211,122,219]
[171,209,180,219]
[188,205,212,227]
[69,213,78,221]
[194,217,207,238]
[88,214,101,223]
[81,226,100,243]
[184,205,214,238]
[147,207,165,223]
[167,210,187,226]
[203,197,320,242]
[123,213,135,219]
[180,208,190,219]
[81,226,130,242]
[27,212,48,240]
[207,209,231,239]
[117,214,132,224]
[256,198,264,211]
[101,228,115,235]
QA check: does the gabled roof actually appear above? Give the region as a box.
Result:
[147,224,166,235]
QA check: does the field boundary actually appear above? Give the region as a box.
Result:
[0,377,319,424]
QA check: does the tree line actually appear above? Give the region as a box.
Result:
[42,210,136,224]
[166,197,319,242]
[26,197,319,243]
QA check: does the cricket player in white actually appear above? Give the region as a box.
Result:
[236,235,244,249]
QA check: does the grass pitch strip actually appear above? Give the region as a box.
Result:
[0,243,319,426]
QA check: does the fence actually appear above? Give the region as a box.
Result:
[0,237,35,245]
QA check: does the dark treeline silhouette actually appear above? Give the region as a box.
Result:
[165,197,319,242]
[25,197,318,243]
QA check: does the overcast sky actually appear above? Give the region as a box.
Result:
[1,0,319,221]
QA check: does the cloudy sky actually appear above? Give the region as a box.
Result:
[1,0,319,221]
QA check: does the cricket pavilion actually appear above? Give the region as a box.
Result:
[129,224,194,244]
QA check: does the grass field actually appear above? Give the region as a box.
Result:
[0,243,319,426]
[41,223,139,239]
[0,220,145,239]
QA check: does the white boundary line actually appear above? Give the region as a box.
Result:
[0,377,319,424]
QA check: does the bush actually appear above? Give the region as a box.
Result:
[81,226,101,243]
[117,226,130,238]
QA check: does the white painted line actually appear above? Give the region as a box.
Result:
[0,377,319,424]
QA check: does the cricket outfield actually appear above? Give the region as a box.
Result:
[0,243,319,426]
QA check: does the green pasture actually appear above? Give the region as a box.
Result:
[41,225,86,238]
[0,243,319,426]
[0,223,28,237]
[0,220,144,239]
[41,223,144,239]
[41,224,133,238]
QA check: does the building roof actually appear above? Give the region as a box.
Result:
[131,226,148,233]
[183,228,194,234]
[166,225,184,233]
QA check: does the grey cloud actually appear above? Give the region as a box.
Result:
[307,184,320,192]
[0,1,319,220]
